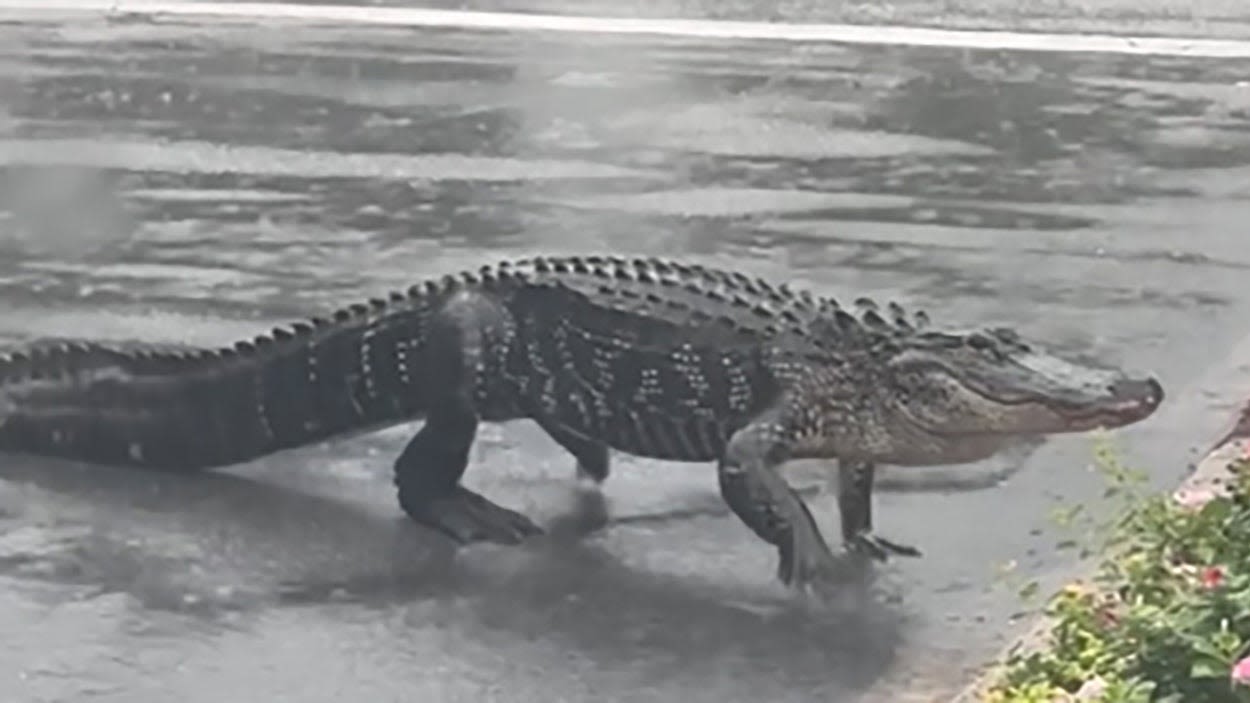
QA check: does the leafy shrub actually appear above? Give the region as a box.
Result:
[982,442,1250,703]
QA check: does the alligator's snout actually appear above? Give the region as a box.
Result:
[1066,374,1165,427]
[1109,376,1165,412]
[1110,375,1165,402]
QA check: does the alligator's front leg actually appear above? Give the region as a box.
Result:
[717,414,843,592]
[837,459,922,560]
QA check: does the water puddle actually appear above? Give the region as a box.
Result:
[0,138,661,181]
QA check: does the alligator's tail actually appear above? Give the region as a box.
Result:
[0,292,443,471]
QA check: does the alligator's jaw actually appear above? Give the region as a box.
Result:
[877,321,1165,440]
[1048,376,1164,430]
[866,379,1162,468]
[938,372,1165,439]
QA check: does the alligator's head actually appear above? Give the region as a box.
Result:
[868,326,1163,465]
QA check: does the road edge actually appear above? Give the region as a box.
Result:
[948,409,1250,702]
[5,0,1250,57]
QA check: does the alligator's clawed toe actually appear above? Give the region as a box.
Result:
[776,520,845,593]
[848,532,922,561]
[459,488,546,543]
[778,530,917,596]
[404,487,544,546]
[777,542,870,601]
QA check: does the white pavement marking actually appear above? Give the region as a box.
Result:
[4,0,1250,58]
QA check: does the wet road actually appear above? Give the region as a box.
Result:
[2,13,1250,703]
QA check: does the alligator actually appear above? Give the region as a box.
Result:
[0,255,1164,593]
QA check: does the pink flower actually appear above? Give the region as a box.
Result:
[1073,675,1108,700]
[1233,657,1250,687]
[1094,605,1120,630]
[1092,592,1123,630]
[1201,565,1227,590]
[1173,486,1220,511]
[1095,600,1125,625]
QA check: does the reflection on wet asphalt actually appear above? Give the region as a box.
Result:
[1,16,1250,702]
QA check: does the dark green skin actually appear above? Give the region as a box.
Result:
[0,255,1165,593]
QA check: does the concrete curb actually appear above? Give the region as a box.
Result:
[948,411,1250,702]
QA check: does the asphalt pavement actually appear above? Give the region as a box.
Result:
[1,12,1250,703]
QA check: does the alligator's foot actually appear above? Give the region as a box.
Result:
[847,531,922,561]
[777,515,848,595]
[401,486,544,546]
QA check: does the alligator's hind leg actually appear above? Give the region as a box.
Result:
[837,459,921,560]
[394,406,542,545]
[392,291,543,546]
[535,419,610,484]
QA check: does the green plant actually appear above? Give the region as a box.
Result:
[983,441,1250,703]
